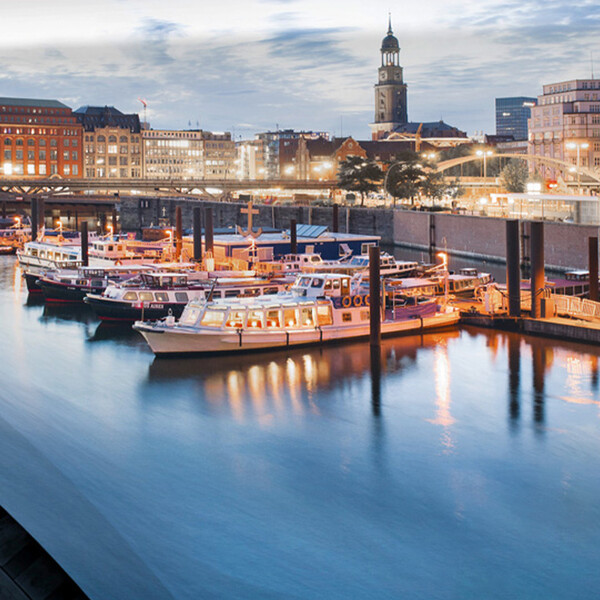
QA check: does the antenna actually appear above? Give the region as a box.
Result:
[138,98,148,128]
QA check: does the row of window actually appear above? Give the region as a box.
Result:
[3,163,79,175]
[84,135,140,143]
[0,106,70,115]
[84,168,142,178]
[4,149,78,160]
[2,137,78,147]
[84,144,141,154]
[1,116,76,125]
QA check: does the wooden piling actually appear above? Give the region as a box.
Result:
[506,220,521,317]
[290,219,297,254]
[80,221,89,267]
[37,198,45,232]
[30,198,38,241]
[589,237,599,302]
[193,206,202,262]
[369,245,381,347]
[204,207,214,254]
[175,205,183,260]
[530,221,545,318]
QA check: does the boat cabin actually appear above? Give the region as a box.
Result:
[291,273,354,298]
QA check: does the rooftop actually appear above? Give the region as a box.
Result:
[0,97,70,109]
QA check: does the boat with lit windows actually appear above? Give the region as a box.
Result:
[85,271,290,322]
[133,272,460,356]
[431,267,493,297]
[36,265,155,303]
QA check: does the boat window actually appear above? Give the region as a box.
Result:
[180,307,201,327]
[300,307,314,327]
[225,310,245,328]
[324,280,332,290]
[60,279,71,284]
[264,287,279,295]
[246,310,264,329]
[108,245,114,252]
[243,288,260,297]
[311,278,322,288]
[123,291,138,301]
[31,249,38,256]
[91,279,103,287]
[200,308,226,328]
[175,292,189,302]
[224,289,240,297]
[299,277,311,287]
[310,256,321,263]
[360,309,370,321]
[77,279,87,286]
[341,312,352,322]
[332,279,340,290]
[139,292,154,302]
[155,292,169,302]
[316,304,333,326]
[284,307,298,327]
[266,309,281,328]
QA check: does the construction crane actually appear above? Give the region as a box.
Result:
[138,98,148,128]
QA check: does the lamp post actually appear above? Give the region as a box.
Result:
[476,149,493,180]
[565,141,589,195]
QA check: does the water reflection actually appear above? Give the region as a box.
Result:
[507,334,521,425]
[41,303,97,325]
[88,322,146,348]
[146,333,460,421]
[428,343,455,452]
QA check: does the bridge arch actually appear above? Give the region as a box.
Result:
[437,153,600,183]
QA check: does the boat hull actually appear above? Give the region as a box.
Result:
[134,310,460,356]
[85,295,186,322]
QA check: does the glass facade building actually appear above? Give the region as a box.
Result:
[495,97,537,141]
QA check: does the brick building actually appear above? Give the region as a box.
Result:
[0,97,83,178]
[74,106,142,179]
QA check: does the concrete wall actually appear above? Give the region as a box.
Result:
[119,197,596,271]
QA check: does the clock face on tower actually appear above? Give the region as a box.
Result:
[380,71,387,81]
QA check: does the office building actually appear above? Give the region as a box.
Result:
[495,97,536,141]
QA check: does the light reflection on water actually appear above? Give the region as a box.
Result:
[0,256,600,599]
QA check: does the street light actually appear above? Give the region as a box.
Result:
[476,149,493,180]
[565,141,589,195]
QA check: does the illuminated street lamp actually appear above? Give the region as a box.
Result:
[565,141,589,194]
[476,149,493,180]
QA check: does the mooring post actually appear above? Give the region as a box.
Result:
[530,221,545,318]
[506,219,521,317]
[175,205,183,260]
[193,206,202,263]
[589,237,599,302]
[332,204,339,233]
[37,198,45,232]
[204,206,214,255]
[98,212,106,236]
[112,208,118,234]
[1,201,6,219]
[369,245,381,347]
[290,219,297,254]
[30,197,38,241]
[80,221,89,267]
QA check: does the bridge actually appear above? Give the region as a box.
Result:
[437,152,600,185]
[0,177,337,198]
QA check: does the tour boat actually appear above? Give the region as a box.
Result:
[133,272,460,356]
[85,271,290,322]
[36,265,155,303]
[432,267,493,297]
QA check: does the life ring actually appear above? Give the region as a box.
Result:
[341,295,352,308]
[353,295,363,307]
[364,294,370,306]
[115,259,122,266]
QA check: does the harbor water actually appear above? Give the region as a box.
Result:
[0,255,599,599]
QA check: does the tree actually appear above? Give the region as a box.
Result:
[337,156,383,206]
[500,159,529,193]
[385,151,435,206]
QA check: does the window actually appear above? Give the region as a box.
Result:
[316,304,333,326]
[3,138,11,145]
[139,292,154,302]
[50,138,57,147]
[27,164,35,175]
[39,139,46,146]
[39,164,46,175]
[15,138,23,146]
[155,292,168,302]
[63,151,69,160]
[71,151,78,160]
[15,149,23,159]
[200,309,226,327]
[27,138,34,146]
[72,164,78,175]
[63,139,70,147]
[63,164,70,175]
[123,292,138,301]
[341,312,352,322]
[119,135,128,143]
[246,310,264,328]
[284,307,297,327]
[175,292,188,302]
[3,150,10,160]
[108,135,117,143]
[108,145,117,154]
[265,309,281,328]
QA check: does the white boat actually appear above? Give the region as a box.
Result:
[133,272,460,356]
[431,267,493,297]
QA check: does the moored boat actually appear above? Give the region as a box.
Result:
[133,272,460,356]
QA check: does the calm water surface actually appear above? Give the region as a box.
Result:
[0,256,599,599]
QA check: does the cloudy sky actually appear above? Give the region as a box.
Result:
[1,0,599,139]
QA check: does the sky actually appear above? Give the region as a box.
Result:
[1,0,599,140]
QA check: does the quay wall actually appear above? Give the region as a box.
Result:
[118,197,595,270]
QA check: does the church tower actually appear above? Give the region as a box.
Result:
[369,17,408,140]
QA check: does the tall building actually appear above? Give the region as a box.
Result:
[74,106,142,179]
[0,97,83,178]
[528,79,600,179]
[237,139,266,180]
[369,17,408,140]
[495,97,536,141]
[142,129,236,179]
[254,130,329,179]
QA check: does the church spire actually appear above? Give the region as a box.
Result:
[388,13,393,35]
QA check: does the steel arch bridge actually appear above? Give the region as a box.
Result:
[436,153,600,183]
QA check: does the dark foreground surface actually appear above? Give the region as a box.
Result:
[0,255,599,599]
